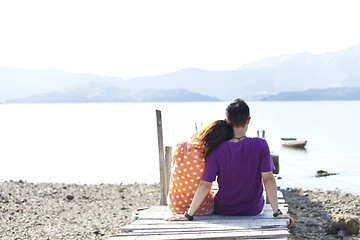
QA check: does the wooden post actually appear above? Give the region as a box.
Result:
[165,146,172,198]
[156,110,166,205]
[257,130,265,138]
[271,153,280,174]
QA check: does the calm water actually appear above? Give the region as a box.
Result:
[0,101,359,194]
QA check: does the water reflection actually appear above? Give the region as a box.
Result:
[281,145,308,152]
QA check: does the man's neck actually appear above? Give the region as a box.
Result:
[232,127,247,138]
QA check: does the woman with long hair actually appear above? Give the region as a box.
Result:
[167,120,233,216]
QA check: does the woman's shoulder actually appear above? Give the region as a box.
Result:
[176,141,187,149]
[177,141,204,149]
[175,142,205,157]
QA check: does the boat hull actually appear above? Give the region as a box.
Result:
[280,138,307,148]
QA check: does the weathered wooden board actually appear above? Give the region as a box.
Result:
[122,220,289,232]
[133,204,288,220]
[111,229,289,240]
[130,218,289,227]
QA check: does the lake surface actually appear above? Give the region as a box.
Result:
[0,101,359,195]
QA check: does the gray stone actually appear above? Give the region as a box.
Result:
[344,218,359,235]
[315,170,338,177]
[328,221,343,234]
[65,195,74,201]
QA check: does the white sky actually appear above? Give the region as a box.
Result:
[1,0,360,79]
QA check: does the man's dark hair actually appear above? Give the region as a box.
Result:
[225,98,250,127]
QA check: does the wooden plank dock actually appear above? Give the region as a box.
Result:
[109,190,290,240]
[109,112,290,239]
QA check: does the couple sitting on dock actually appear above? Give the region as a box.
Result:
[166,98,293,228]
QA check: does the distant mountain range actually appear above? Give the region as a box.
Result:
[6,82,220,103]
[118,44,360,100]
[1,43,360,103]
[262,87,360,101]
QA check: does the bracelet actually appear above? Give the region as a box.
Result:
[184,212,194,221]
[273,209,283,217]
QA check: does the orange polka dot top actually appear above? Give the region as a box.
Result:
[167,142,214,216]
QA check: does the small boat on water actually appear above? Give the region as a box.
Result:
[280,138,307,148]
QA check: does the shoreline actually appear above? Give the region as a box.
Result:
[1,181,359,239]
[281,188,359,239]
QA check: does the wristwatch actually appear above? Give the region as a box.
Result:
[184,211,194,221]
[273,209,283,217]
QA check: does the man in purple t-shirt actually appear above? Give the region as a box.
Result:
[166,98,293,228]
[202,137,274,215]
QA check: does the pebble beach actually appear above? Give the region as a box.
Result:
[0,181,160,240]
[1,181,359,240]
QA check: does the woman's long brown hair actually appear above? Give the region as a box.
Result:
[191,120,233,159]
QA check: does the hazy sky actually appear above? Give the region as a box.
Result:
[1,0,360,79]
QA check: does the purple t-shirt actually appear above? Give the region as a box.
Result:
[202,137,275,215]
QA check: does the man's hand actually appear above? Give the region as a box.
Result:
[275,214,294,228]
[164,214,189,221]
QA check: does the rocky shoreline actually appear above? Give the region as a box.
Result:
[282,188,359,239]
[1,181,359,239]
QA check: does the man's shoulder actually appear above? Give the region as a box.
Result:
[206,141,229,159]
[246,137,268,145]
[214,138,267,148]
[216,141,232,150]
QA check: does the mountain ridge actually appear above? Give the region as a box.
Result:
[262,87,360,101]
[1,43,360,102]
[5,82,220,103]
[103,43,360,100]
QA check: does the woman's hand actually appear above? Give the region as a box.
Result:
[164,214,189,221]
[275,214,294,228]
